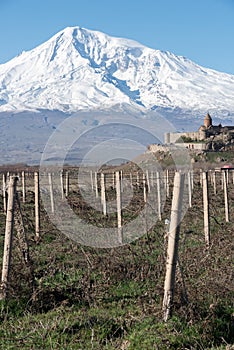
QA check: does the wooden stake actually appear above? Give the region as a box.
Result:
[188,171,192,208]
[115,171,122,244]
[100,173,107,216]
[0,176,18,300]
[22,171,26,203]
[65,171,69,197]
[143,173,147,202]
[191,170,194,190]
[166,169,170,198]
[146,170,150,193]
[120,171,123,193]
[94,172,98,198]
[213,171,217,195]
[60,171,64,199]
[223,170,229,222]
[34,172,40,239]
[90,171,94,192]
[2,173,7,214]
[48,173,55,214]
[202,171,210,246]
[156,171,162,221]
[112,172,115,188]
[162,172,185,321]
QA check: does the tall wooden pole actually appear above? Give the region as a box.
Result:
[34,172,40,239]
[60,171,64,199]
[223,170,229,223]
[120,171,123,193]
[65,171,69,198]
[0,176,18,300]
[48,173,55,214]
[2,173,7,214]
[166,169,170,198]
[156,171,162,221]
[94,172,98,198]
[112,172,115,188]
[188,171,192,208]
[162,172,185,321]
[146,170,150,193]
[116,171,122,244]
[202,171,210,247]
[22,171,26,203]
[90,171,94,192]
[100,173,107,216]
[213,171,217,195]
[191,170,194,190]
[143,173,147,203]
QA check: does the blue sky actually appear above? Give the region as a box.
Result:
[0,0,234,74]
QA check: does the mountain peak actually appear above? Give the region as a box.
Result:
[0,26,234,114]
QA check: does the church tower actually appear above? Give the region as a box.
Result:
[204,113,212,128]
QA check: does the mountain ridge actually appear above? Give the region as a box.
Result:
[0,25,234,115]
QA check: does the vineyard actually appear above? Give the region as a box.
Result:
[0,163,233,349]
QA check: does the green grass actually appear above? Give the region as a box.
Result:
[0,168,233,349]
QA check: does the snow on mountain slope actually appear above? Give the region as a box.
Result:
[0,26,234,165]
[0,26,234,114]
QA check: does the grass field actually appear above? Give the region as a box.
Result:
[0,166,233,349]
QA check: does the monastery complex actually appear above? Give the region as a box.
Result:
[148,113,234,152]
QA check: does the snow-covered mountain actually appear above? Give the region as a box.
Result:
[0,26,234,165]
[0,26,234,115]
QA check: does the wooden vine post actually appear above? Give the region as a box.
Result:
[223,170,229,222]
[146,170,150,193]
[2,173,7,214]
[213,171,217,195]
[115,171,123,244]
[162,171,185,321]
[166,169,170,197]
[188,171,192,208]
[0,176,18,300]
[142,173,147,202]
[22,170,26,203]
[120,170,123,193]
[60,171,64,199]
[100,173,107,216]
[202,171,210,247]
[90,170,94,192]
[112,172,115,188]
[156,171,162,221]
[48,172,55,214]
[94,172,98,198]
[65,171,69,198]
[34,172,40,239]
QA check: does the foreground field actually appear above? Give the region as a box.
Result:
[0,168,233,349]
